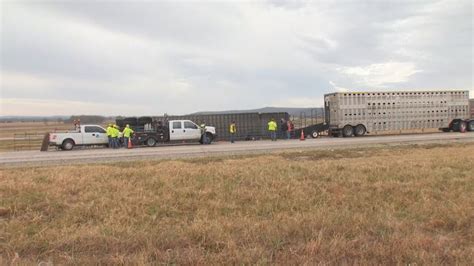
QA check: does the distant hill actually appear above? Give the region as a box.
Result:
[189,107,324,117]
[0,115,113,123]
[0,116,70,122]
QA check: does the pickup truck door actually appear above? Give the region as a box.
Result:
[83,126,108,145]
[169,121,184,141]
[183,121,202,140]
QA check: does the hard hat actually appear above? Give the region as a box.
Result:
[126,124,130,127]
[108,123,112,126]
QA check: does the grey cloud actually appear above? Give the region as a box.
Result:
[42,1,243,46]
[1,5,156,80]
[1,0,472,115]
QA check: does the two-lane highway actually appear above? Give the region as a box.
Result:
[1,132,473,167]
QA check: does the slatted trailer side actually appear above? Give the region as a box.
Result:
[324,90,472,137]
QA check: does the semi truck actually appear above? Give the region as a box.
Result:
[323,90,473,137]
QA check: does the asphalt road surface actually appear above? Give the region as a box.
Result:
[1,132,473,167]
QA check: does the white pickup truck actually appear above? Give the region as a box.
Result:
[49,120,216,150]
[49,125,109,150]
[134,120,217,147]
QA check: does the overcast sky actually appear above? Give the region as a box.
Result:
[1,0,472,116]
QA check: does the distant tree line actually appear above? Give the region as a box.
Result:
[65,115,111,124]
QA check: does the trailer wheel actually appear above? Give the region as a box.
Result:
[61,139,75,151]
[459,121,467,133]
[146,138,157,147]
[354,125,366,137]
[342,125,354,137]
[310,130,319,138]
[467,121,474,132]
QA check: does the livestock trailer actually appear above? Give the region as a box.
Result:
[324,90,473,137]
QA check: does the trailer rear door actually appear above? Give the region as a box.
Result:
[325,99,330,124]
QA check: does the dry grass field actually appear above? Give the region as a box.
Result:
[0,122,72,137]
[1,143,473,264]
[0,122,72,151]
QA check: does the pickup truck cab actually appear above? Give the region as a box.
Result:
[49,125,108,150]
[134,120,216,147]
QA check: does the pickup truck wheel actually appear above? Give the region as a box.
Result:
[62,139,74,151]
[310,130,319,138]
[146,138,157,147]
[342,125,354,137]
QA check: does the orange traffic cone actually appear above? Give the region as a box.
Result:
[300,130,305,141]
[127,137,133,149]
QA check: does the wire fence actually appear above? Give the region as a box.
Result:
[12,133,48,151]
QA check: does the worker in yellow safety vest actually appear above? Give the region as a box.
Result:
[106,123,113,148]
[268,118,277,141]
[229,121,236,143]
[122,124,134,148]
[111,125,119,149]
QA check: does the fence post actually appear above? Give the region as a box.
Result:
[40,133,50,152]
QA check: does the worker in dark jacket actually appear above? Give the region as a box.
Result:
[286,120,293,139]
[200,122,210,144]
[280,118,288,139]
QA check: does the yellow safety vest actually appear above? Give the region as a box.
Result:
[123,127,134,138]
[106,126,113,136]
[268,121,277,131]
[111,128,119,138]
[230,124,236,133]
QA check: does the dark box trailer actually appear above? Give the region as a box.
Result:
[324,90,473,137]
[155,112,289,141]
